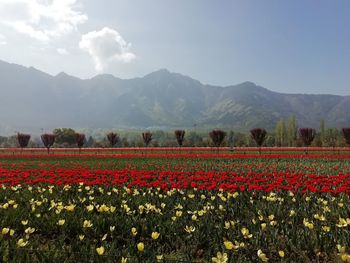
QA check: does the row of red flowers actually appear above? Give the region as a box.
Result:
[1,146,350,153]
[0,153,350,159]
[1,166,349,194]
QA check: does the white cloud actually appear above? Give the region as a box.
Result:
[57,48,69,55]
[79,27,136,71]
[0,34,6,45]
[0,0,87,41]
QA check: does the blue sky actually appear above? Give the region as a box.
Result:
[0,0,349,95]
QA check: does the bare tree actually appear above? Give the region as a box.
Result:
[298,128,316,154]
[174,130,185,147]
[250,128,267,154]
[142,131,152,147]
[209,129,226,152]
[17,133,31,153]
[107,132,120,147]
[75,133,86,154]
[41,133,56,154]
[342,127,350,145]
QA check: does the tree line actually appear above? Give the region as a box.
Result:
[1,120,350,151]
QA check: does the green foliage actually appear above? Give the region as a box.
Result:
[53,128,76,146]
[342,127,350,145]
[275,119,287,147]
[287,115,298,147]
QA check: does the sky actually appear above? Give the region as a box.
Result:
[0,0,349,95]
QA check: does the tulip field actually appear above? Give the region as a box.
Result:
[0,148,349,262]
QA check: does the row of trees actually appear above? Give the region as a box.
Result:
[15,130,186,152]
[12,127,350,153]
[17,132,86,153]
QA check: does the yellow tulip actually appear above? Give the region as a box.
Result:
[137,242,144,252]
[337,244,346,253]
[241,227,252,239]
[151,232,160,240]
[131,227,137,236]
[65,204,75,212]
[17,238,28,247]
[86,204,94,212]
[83,220,93,228]
[96,246,105,255]
[322,226,330,232]
[1,228,10,235]
[184,225,196,233]
[212,252,228,263]
[257,249,269,262]
[57,219,65,226]
[25,227,35,234]
[224,240,234,250]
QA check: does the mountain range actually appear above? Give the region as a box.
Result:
[0,59,349,134]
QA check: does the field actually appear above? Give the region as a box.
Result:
[0,147,349,262]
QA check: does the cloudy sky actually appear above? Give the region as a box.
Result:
[0,0,349,95]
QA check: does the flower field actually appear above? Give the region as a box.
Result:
[0,148,349,262]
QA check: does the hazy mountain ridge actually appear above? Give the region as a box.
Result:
[0,60,349,134]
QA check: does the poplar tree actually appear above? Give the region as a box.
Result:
[287,115,297,147]
[275,119,287,147]
[320,119,325,146]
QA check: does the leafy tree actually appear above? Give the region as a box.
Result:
[250,128,267,153]
[107,132,120,147]
[228,131,234,150]
[323,128,339,148]
[186,132,203,147]
[152,130,167,146]
[265,135,275,147]
[209,129,226,151]
[234,132,246,147]
[41,133,56,154]
[142,132,152,147]
[121,137,129,147]
[86,136,95,147]
[0,136,7,147]
[342,127,350,145]
[17,133,31,151]
[53,128,76,146]
[174,130,185,147]
[298,128,316,153]
[287,115,298,147]
[319,119,325,146]
[75,133,85,153]
[275,119,287,147]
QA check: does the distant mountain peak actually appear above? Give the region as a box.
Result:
[55,71,81,81]
[154,68,170,74]
[55,72,70,77]
[91,73,119,81]
[145,68,171,77]
[241,81,257,86]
